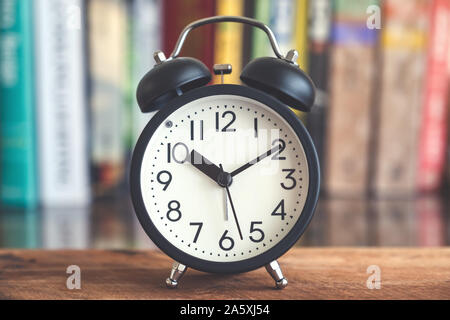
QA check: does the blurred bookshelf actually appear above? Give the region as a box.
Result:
[1,0,450,249]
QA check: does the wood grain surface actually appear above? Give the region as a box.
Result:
[0,248,449,300]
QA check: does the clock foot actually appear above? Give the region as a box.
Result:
[165,261,187,289]
[265,260,288,289]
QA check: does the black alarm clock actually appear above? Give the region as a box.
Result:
[130,16,319,289]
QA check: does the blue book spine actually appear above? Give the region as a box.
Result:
[0,0,38,208]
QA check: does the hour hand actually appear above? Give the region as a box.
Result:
[188,150,222,182]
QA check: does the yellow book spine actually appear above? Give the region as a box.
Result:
[293,0,309,122]
[382,28,427,51]
[295,0,308,71]
[214,0,244,84]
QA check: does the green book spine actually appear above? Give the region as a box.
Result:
[0,0,38,208]
[334,0,379,21]
[251,0,271,59]
[124,2,133,151]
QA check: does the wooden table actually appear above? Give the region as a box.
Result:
[0,248,448,299]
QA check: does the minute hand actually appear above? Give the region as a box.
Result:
[230,145,281,177]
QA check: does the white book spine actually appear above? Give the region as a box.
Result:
[131,0,162,249]
[132,0,162,144]
[35,0,90,206]
[270,0,296,55]
[89,0,127,172]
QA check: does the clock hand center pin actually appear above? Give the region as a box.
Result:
[189,149,233,187]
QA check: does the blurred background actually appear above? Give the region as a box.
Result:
[0,0,449,249]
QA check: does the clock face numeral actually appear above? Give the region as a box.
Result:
[189,222,203,243]
[216,111,236,132]
[281,169,296,190]
[249,221,265,243]
[166,200,182,222]
[167,142,189,164]
[271,200,286,220]
[271,139,286,160]
[190,120,204,140]
[254,118,258,138]
[219,230,235,251]
[156,170,172,191]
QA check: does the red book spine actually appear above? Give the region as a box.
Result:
[163,0,215,69]
[417,0,450,191]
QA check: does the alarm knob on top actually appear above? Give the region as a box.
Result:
[240,51,316,112]
[136,52,211,113]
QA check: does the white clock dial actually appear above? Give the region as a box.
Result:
[139,94,309,262]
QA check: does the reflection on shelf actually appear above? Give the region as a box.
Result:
[0,209,41,248]
[303,194,449,247]
[0,193,449,249]
[42,207,91,249]
[374,199,416,246]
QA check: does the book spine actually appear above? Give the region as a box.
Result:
[269,0,296,55]
[131,0,162,144]
[163,0,215,70]
[295,0,308,71]
[417,0,450,192]
[446,29,450,188]
[214,0,244,84]
[88,0,128,196]
[306,0,332,187]
[251,0,271,59]
[162,0,179,57]
[334,0,378,22]
[34,0,90,207]
[124,2,133,152]
[291,0,309,122]
[373,0,429,196]
[269,0,303,120]
[0,0,38,207]
[325,0,378,196]
[241,0,255,67]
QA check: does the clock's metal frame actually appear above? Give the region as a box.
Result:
[131,84,320,280]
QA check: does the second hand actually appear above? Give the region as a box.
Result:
[220,164,243,240]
